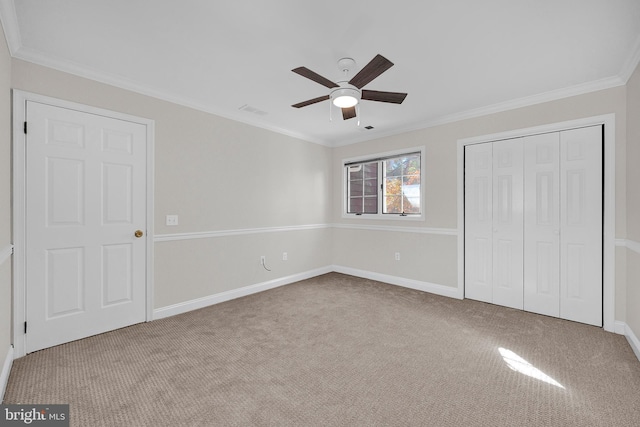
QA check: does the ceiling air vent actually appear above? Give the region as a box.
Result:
[238,104,268,116]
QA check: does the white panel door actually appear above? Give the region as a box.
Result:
[464,143,493,303]
[25,101,147,353]
[559,126,602,326]
[492,139,524,310]
[523,132,561,317]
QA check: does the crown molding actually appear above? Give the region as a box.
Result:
[331,75,626,147]
[11,45,331,147]
[0,0,20,55]
[11,44,629,150]
[619,33,640,83]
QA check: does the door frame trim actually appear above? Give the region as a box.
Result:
[12,90,155,357]
[457,114,615,332]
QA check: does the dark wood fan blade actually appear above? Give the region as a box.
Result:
[342,106,357,120]
[292,67,339,89]
[361,90,407,104]
[348,54,394,89]
[292,95,330,108]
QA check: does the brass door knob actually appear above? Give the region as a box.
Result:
[134,230,144,238]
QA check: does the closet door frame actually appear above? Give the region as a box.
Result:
[457,114,616,332]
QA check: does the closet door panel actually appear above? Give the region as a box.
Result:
[464,143,493,303]
[523,133,560,317]
[560,126,602,326]
[492,139,524,310]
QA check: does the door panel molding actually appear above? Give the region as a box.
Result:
[523,132,560,318]
[458,114,615,332]
[12,90,155,357]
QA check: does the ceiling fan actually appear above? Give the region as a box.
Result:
[291,54,407,120]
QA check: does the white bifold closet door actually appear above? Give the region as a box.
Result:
[464,139,525,311]
[492,139,524,310]
[464,143,494,303]
[465,125,602,326]
[558,126,602,325]
[523,132,561,318]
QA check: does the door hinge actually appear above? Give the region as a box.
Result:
[24,321,27,334]
[23,121,27,134]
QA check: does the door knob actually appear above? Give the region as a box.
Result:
[134,230,144,238]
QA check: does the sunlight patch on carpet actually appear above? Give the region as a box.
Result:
[498,347,565,389]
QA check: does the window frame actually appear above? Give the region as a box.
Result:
[342,146,426,221]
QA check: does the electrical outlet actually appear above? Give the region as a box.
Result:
[261,255,266,265]
[282,252,288,261]
[395,252,400,261]
[166,215,179,226]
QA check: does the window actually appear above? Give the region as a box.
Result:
[344,149,423,219]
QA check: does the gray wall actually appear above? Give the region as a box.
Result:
[0,18,13,374]
[626,62,640,338]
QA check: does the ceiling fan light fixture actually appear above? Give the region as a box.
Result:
[331,87,360,108]
[333,95,358,108]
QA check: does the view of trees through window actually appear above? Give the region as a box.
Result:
[383,154,421,214]
[346,152,421,216]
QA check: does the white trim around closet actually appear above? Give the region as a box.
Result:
[457,114,616,332]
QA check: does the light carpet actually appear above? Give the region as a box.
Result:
[4,273,640,426]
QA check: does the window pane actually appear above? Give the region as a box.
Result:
[364,178,378,196]
[383,154,421,214]
[363,196,377,213]
[385,158,402,177]
[384,195,401,213]
[347,162,378,214]
[402,176,420,213]
[404,198,420,213]
[403,155,420,176]
[348,165,363,180]
[364,162,378,179]
[349,197,363,213]
[350,179,363,197]
[384,177,401,195]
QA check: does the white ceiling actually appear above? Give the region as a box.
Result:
[1,0,639,146]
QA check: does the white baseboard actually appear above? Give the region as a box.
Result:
[613,321,640,362]
[153,266,333,320]
[1,345,14,402]
[332,265,462,300]
[614,321,627,335]
[153,265,460,320]
[624,323,640,362]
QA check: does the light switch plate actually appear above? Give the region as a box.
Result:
[166,215,179,226]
